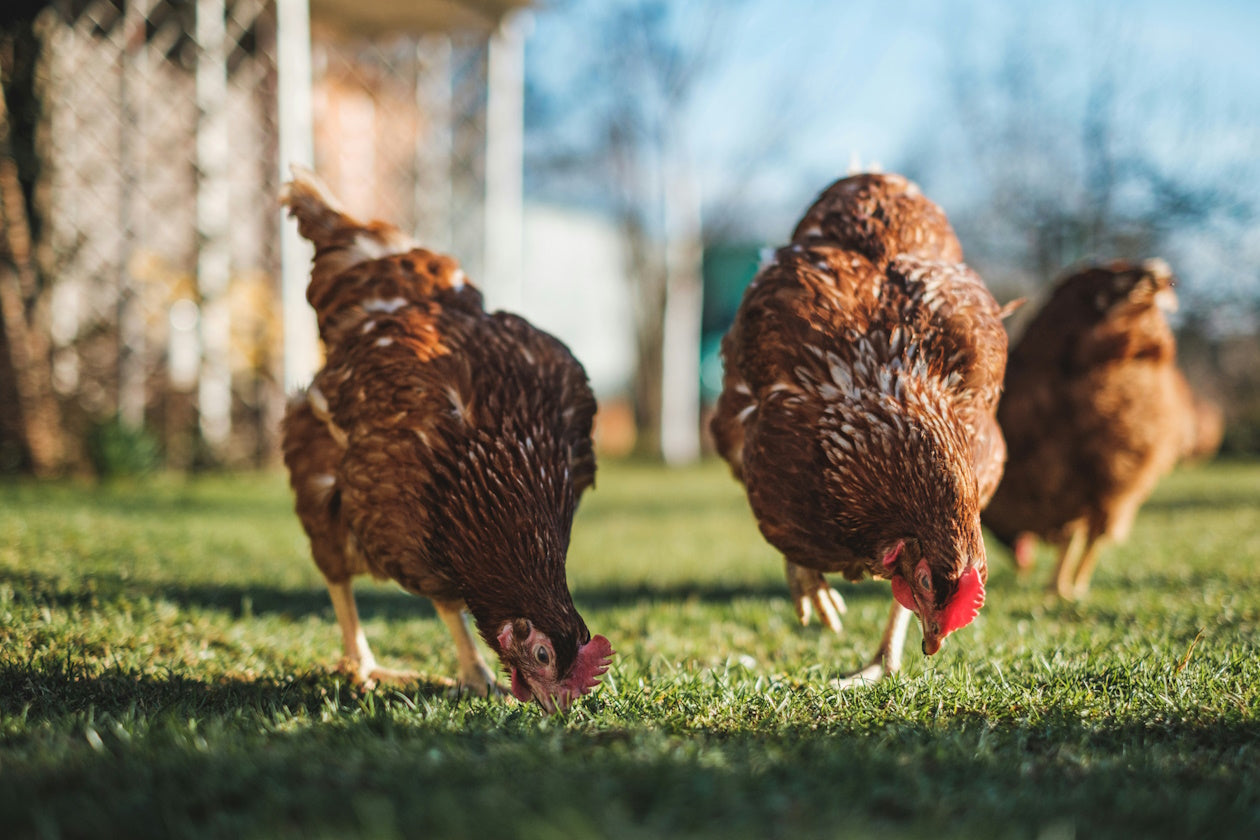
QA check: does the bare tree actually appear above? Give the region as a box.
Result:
[904,11,1260,451]
[526,0,772,462]
[913,14,1257,304]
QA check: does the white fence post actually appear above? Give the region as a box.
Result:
[483,11,529,313]
[276,0,319,393]
[196,0,233,450]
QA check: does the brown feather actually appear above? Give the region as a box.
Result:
[712,172,1007,649]
[984,260,1183,557]
[281,168,599,686]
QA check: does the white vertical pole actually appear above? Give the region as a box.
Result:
[276,0,319,392]
[118,0,149,429]
[196,0,233,450]
[483,11,529,313]
[660,138,703,466]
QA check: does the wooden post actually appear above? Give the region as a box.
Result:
[413,33,453,252]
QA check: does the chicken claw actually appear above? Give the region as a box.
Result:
[450,660,508,700]
[340,660,422,692]
[786,561,846,633]
[832,662,885,690]
[341,659,507,700]
[831,601,913,690]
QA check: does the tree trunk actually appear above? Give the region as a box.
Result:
[626,218,665,459]
[659,140,702,465]
[0,20,62,474]
[0,265,30,472]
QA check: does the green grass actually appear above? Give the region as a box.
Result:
[1,460,1258,839]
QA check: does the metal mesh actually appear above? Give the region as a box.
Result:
[35,0,281,465]
[311,31,487,277]
[24,1,491,468]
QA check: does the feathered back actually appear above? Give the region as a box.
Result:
[790,173,964,265]
[1010,259,1177,376]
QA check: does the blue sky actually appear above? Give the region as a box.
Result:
[526,0,1260,237]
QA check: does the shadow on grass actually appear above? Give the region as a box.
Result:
[575,578,891,610]
[3,566,897,623]
[0,567,430,622]
[0,658,464,723]
[1,657,1257,840]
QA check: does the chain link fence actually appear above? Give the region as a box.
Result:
[5,0,494,471]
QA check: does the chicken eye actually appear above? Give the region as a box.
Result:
[917,571,932,591]
[534,645,550,665]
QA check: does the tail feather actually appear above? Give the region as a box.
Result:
[279,166,423,331]
[278,164,361,251]
[279,164,417,268]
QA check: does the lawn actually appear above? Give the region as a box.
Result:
[1,459,1258,839]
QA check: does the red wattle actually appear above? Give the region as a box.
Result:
[890,575,916,612]
[509,668,532,703]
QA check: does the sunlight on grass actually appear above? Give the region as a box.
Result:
[1,460,1257,838]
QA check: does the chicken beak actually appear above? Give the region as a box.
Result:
[918,609,946,656]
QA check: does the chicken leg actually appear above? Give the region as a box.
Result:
[1013,532,1037,576]
[786,560,846,633]
[433,600,504,697]
[326,579,420,689]
[326,581,505,697]
[1068,536,1105,600]
[1048,523,1088,600]
[834,600,913,688]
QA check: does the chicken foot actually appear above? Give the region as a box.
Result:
[786,560,846,633]
[833,601,913,689]
[325,582,506,698]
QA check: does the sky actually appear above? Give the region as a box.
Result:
[525,0,1260,239]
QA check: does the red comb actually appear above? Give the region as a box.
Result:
[940,565,985,635]
[564,635,614,695]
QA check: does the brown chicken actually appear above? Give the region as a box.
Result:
[711,173,1009,684]
[1172,370,1224,464]
[983,259,1183,600]
[279,166,611,712]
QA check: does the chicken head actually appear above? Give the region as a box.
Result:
[883,538,986,655]
[497,619,613,713]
